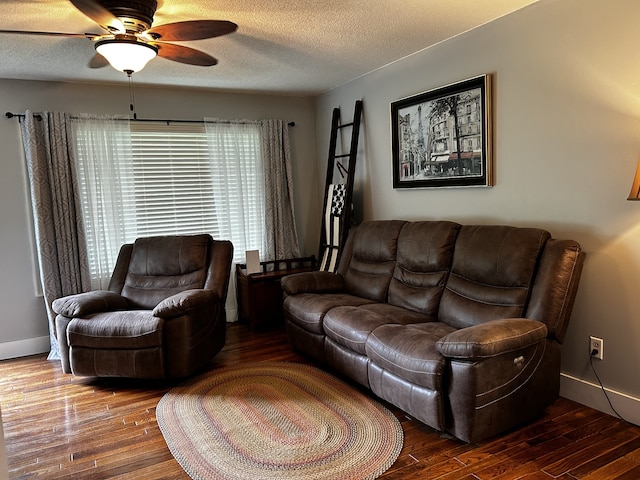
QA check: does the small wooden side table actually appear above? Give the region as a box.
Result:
[236,256,317,329]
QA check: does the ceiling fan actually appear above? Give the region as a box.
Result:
[0,0,237,75]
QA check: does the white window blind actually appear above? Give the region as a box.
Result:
[129,123,217,236]
[73,119,265,289]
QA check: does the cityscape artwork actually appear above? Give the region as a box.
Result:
[391,75,492,189]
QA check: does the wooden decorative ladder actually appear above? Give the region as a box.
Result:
[318,100,363,272]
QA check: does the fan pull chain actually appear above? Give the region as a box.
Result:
[127,71,137,120]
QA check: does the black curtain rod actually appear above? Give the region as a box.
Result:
[5,112,295,127]
[5,112,39,120]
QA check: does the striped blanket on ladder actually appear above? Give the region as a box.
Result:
[320,184,346,272]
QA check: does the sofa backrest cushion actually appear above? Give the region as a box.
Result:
[120,234,212,309]
[388,221,460,316]
[341,220,406,302]
[439,225,550,329]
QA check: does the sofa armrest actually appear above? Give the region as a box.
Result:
[52,290,128,318]
[153,289,217,319]
[436,318,548,360]
[281,271,345,295]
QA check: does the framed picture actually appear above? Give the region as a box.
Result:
[391,74,492,189]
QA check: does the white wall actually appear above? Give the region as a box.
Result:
[0,78,319,358]
[316,0,640,421]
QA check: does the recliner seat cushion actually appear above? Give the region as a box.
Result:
[283,293,375,335]
[67,311,163,350]
[324,304,435,354]
[365,322,456,390]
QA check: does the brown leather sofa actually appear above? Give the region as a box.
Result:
[282,220,585,443]
[53,234,233,379]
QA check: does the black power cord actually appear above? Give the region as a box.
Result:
[589,349,639,428]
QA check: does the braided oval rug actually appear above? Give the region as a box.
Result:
[156,362,403,480]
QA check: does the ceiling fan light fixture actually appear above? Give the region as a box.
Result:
[95,38,158,74]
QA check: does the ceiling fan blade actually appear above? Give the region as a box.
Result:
[0,29,97,39]
[146,20,237,41]
[69,0,125,33]
[88,53,109,69]
[152,42,218,66]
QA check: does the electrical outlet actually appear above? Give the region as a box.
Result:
[590,336,603,360]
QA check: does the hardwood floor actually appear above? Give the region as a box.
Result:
[1,323,639,479]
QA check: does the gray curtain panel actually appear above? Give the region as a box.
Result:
[20,111,91,359]
[261,119,300,260]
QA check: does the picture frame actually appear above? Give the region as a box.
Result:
[391,74,493,189]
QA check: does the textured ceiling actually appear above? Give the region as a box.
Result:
[0,0,539,95]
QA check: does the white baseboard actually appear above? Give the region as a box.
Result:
[0,336,49,361]
[560,372,640,426]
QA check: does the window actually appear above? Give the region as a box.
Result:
[73,119,265,289]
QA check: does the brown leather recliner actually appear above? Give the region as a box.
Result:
[282,220,585,443]
[53,234,233,379]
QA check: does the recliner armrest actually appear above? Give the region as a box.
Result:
[281,271,345,295]
[153,289,217,319]
[436,318,548,360]
[52,290,128,318]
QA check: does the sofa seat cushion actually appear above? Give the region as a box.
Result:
[365,322,457,390]
[67,311,164,350]
[324,304,434,354]
[283,293,375,335]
